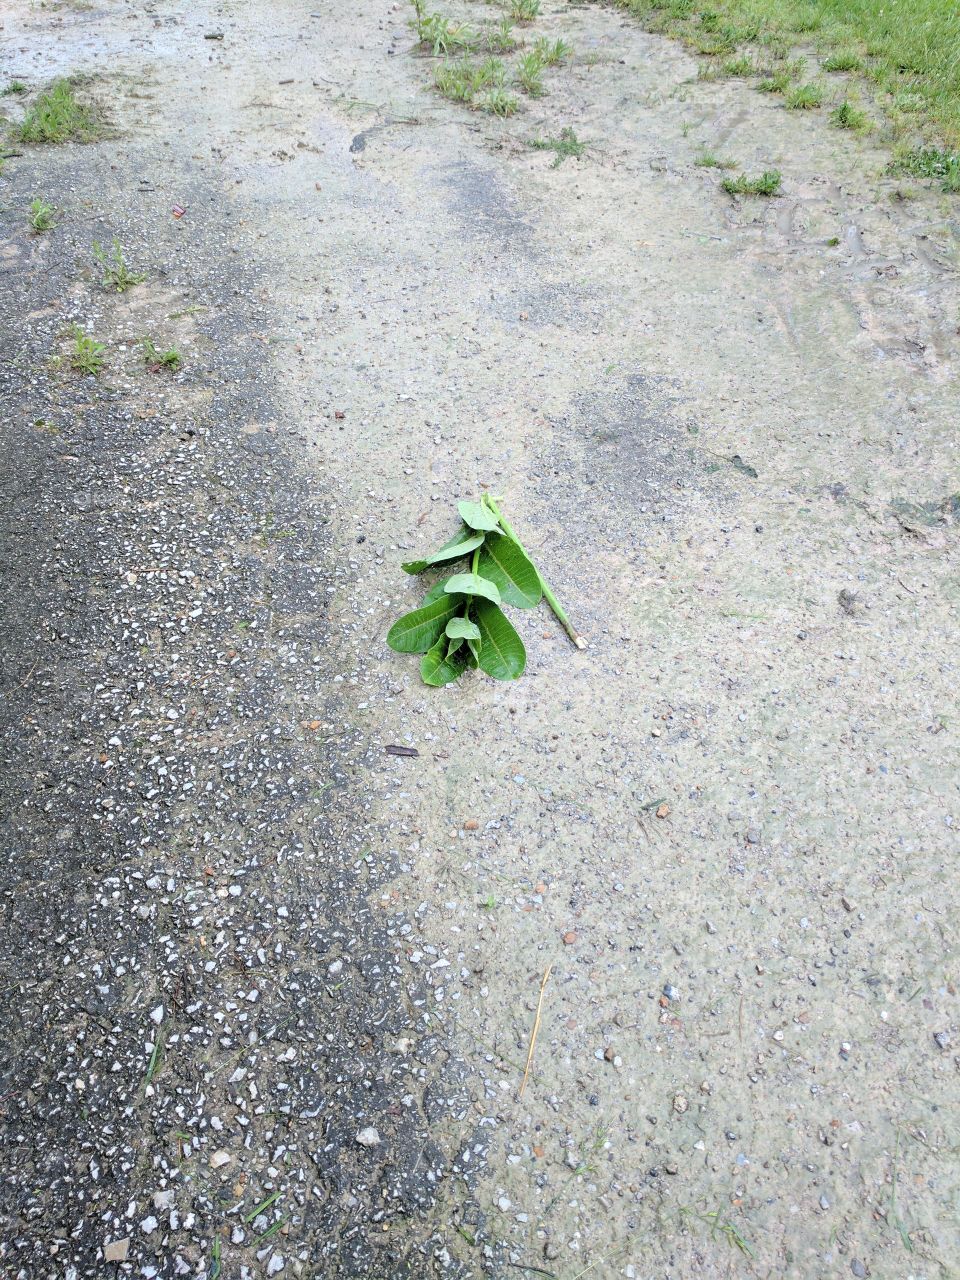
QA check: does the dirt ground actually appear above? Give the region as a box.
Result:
[1,1,959,1277]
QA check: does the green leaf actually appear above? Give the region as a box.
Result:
[422,579,449,605]
[444,572,501,605]
[420,636,466,686]
[402,527,485,574]
[473,599,526,680]
[466,637,481,667]
[457,500,501,532]
[446,617,481,642]
[476,536,542,609]
[387,594,460,654]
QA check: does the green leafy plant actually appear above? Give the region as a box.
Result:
[830,99,868,130]
[487,17,518,52]
[533,37,571,66]
[890,145,960,192]
[411,4,476,55]
[93,237,146,292]
[388,494,583,686]
[28,197,56,232]
[2,80,27,97]
[142,338,181,371]
[694,150,737,169]
[509,0,540,22]
[69,325,105,376]
[721,169,782,196]
[516,50,546,96]
[531,126,584,166]
[19,79,98,143]
[483,87,518,116]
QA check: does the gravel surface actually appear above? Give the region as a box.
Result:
[1,1,959,1277]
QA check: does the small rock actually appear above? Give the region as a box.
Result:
[850,1260,866,1278]
[934,1030,952,1051]
[562,931,578,945]
[664,1161,678,1175]
[267,1254,285,1275]
[356,1127,380,1147]
[210,1150,232,1169]
[104,1240,130,1263]
[672,1093,688,1114]
[819,1194,830,1210]
[140,1216,158,1235]
[662,984,679,1002]
[149,1005,164,1025]
[655,803,670,819]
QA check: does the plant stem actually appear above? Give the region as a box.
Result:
[482,494,586,650]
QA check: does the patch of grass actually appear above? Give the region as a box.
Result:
[486,17,518,52]
[756,68,792,93]
[721,168,782,195]
[508,0,540,23]
[530,126,585,166]
[830,99,869,130]
[28,197,56,232]
[533,36,572,66]
[411,4,477,55]
[890,145,960,192]
[516,50,546,96]
[142,338,182,371]
[435,56,505,104]
[19,79,98,144]
[722,55,755,77]
[785,81,823,109]
[2,80,28,97]
[694,150,737,168]
[822,49,861,72]
[93,237,146,292]
[483,86,519,116]
[69,325,105,376]
[610,0,960,148]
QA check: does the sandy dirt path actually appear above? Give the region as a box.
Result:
[1,1,959,1277]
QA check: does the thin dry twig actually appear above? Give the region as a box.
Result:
[518,963,552,1099]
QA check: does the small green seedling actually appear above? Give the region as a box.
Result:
[69,324,105,375]
[411,3,476,56]
[28,198,56,232]
[142,338,181,371]
[531,126,585,167]
[93,237,146,292]
[388,494,584,686]
[721,169,782,196]
[483,87,518,116]
[2,80,27,96]
[487,17,517,52]
[694,151,737,169]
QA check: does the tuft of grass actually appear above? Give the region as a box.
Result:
[822,49,861,72]
[530,126,585,166]
[2,80,28,97]
[483,86,519,116]
[93,238,146,293]
[756,68,793,93]
[486,17,518,52]
[890,145,960,192]
[19,79,98,144]
[142,338,182,371]
[28,197,56,233]
[830,99,869,130]
[785,81,823,109]
[533,36,572,66]
[412,7,477,55]
[694,150,738,168]
[516,50,546,96]
[722,55,755,77]
[721,168,782,196]
[69,325,106,376]
[435,56,505,104]
[508,0,540,23]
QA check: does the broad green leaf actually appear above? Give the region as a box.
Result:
[466,637,481,667]
[420,636,466,686]
[457,500,500,533]
[444,572,501,605]
[473,599,526,680]
[402,527,485,575]
[387,594,460,654]
[476,536,542,610]
[446,617,481,642]
[446,636,463,656]
[422,579,450,605]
